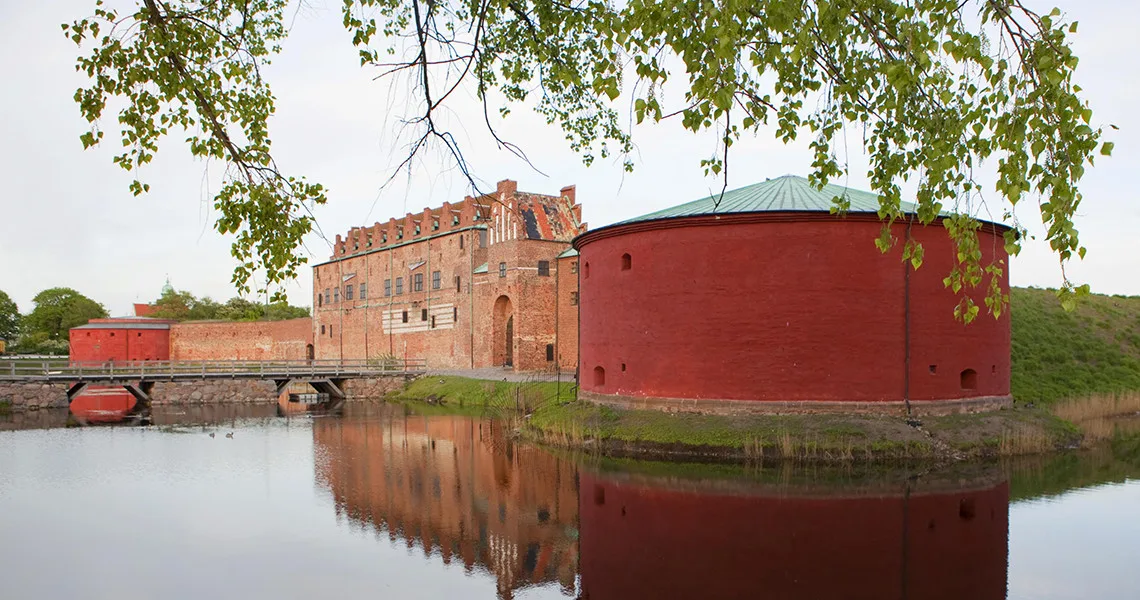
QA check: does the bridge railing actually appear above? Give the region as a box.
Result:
[0,358,428,381]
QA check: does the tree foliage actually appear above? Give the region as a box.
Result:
[0,290,19,343]
[23,288,109,342]
[66,0,1109,320]
[148,288,309,321]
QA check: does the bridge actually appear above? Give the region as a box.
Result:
[0,358,428,405]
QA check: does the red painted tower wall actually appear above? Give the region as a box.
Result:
[575,215,1009,407]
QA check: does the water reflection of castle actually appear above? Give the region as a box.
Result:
[312,408,579,599]
[313,407,1009,600]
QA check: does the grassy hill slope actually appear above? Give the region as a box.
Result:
[1012,287,1140,403]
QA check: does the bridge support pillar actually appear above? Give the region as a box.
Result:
[124,382,153,407]
[66,382,89,403]
[309,378,347,410]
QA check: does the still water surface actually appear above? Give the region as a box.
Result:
[1,404,1137,599]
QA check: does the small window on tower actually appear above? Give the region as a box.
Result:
[414,273,423,292]
[431,315,437,328]
[334,288,339,303]
[459,235,464,250]
[384,279,392,297]
[583,262,590,279]
[360,283,367,299]
[345,285,354,301]
[402,310,408,323]
[570,261,578,274]
[453,307,458,321]
[621,253,632,270]
[499,262,507,278]
[432,270,441,290]
[421,308,428,321]
[455,275,461,292]
[320,325,325,335]
[546,344,554,361]
[537,261,550,276]
[570,292,579,306]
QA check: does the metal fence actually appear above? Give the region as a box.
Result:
[0,358,428,382]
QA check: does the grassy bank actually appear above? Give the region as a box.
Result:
[1012,287,1140,404]
[392,376,1088,462]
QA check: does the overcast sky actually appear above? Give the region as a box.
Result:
[1,0,1136,316]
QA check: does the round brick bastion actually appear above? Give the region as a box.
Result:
[572,176,1012,416]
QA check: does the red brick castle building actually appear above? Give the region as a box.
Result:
[312,180,582,372]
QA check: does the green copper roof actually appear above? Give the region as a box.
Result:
[472,262,488,274]
[617,175,917,225]
[556,247,579,258]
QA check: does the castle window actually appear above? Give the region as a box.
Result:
[459,235,464,250]
[395,277,404,295]
[320,325,325,335]
[345,285,354,301]
[432,270,441,290]
[333,287,339,303]
[432,221,439,231]
[324,289,331,305]
[570,292,579,306]
[431,315,437,328]
[453,215,460,226]
[583,262,590,279]
[384,279,392,297]
[546,344,554,361]
[421,308,428,321]
[397,229,403,239]
[453,307,458,321]
[402,310,408,323]
[960,369,978,390]
[360,283,367,299]
[367,235,372,247]
[499,262,507,278]
[621,253,632,270]
[537,261,550,277]
[382,233,388,243]
[455,275,461,292]
[317,293,322,307]
[478,230,487,248]
[593,366,605,387]
[414,273,424,292]
[571,261,578,274]
[137,332,142,337]
[330,325,334,337]
[415,224,421,235]
[110,332,114,337]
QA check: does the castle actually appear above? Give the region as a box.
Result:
[312,180,582,372]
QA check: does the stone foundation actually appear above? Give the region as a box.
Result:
[0,383,71,410]
[0,376,409,411]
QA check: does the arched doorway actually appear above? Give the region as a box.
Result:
[493,295,514,368]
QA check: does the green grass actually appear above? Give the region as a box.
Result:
[1011,287,1140,404]
[0,400,10,416]
[388,375,576,412]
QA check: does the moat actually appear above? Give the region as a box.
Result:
[1,403,1138,599]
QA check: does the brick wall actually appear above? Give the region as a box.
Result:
[170,318,314,361]
[313,179,582,372]
[576,215,1010,404]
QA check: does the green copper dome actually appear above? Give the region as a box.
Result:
[617,175,917,225]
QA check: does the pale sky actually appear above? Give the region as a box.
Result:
[1,0,1136,316]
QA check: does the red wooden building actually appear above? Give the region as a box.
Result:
[68,317,175,421]
[573,176,1012,414]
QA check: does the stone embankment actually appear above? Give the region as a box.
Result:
[0,376,408,411]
